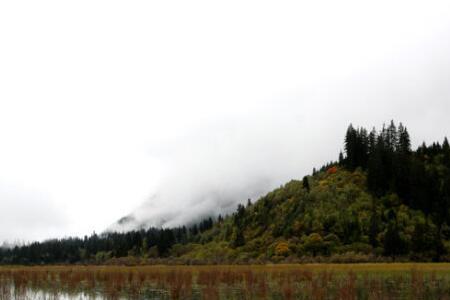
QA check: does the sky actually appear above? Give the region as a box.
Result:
[0,0,450,242]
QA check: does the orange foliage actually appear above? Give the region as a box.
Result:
[327,166,338,175]
[275,242,290,257]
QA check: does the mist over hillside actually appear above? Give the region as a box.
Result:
[108,115,307,231]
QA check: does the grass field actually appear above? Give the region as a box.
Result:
[1,263,450,299]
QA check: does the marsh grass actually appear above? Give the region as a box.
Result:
[0,263,449,299]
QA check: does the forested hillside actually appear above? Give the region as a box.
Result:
[1,121,450,264]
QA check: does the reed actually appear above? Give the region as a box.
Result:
[0,263,449,299]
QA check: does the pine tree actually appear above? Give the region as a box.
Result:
[235,204,246,226]
[394,123,412,203]
[208,217,213,229]
[434,174,450,227]
[141,238,148,256]
[384,222,407,260]
[368,135,389,196]
[417,142,427,157]
[397,123,411,154]
[368,127,377,155]
[411,221,433,256]
[190,225,199,236]
[369,206,379,247]
[359,127,369,168]
[443,137,450,167]
[232,229,245,248]
[385,120,398,152]
[443,137,450,152]
[302,176,310,193]
[409,157,429,211]
[344,124,358,169]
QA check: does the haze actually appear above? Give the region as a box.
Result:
[1,0,450,241]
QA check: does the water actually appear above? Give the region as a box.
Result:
[1,286,172,300]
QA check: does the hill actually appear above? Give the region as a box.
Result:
[180,167,446,263]
[1,121,450,264]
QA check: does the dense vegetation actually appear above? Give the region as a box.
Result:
[1,121,449,264]
[0,219,215,265]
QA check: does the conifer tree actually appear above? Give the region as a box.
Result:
[384,222,407,260]
[368,135,388,196]
[394,123,412,203]
[385,120,398,152]
[368,127,377,155]
[443,137,450,167]
[232,229,245,248]
[369,206,379,247]
[344,124,358,169]
[397,123,411,154]
[411,221,433,256]
[302,176,310,193]
[443,137,450,152]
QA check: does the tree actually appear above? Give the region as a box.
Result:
[303,233,325,256]
[234,204,246,227]
[358,127,369,168]
[443,137,450,167]
[231,203,247,248]
[385,120,398,152]
[383,222,407,260]
[368,127,377,155]
[343,123,372,170]
[341,211,361,244]
[344,124,358,169]
[411,220,435,258]
[231,228,245,248]
[190,225,199,236]
[141,237,148,256]
[435,174,450,226]
[443,137,450,152]
[302,176,310,193]
[369,207,379,247]
[394,123,412,203]
[368,135,388,196]
[275,242,290,257]
[338,151,344,165]
[409,158,429,212]
[397,123,411,154]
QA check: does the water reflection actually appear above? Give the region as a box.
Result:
[1,266,450,299]
[2,286,172,300]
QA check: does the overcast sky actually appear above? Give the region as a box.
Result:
[1,0,450,242]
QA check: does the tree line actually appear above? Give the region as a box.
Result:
[0,217,216,264]
[342,121,450,259]
[343,121,450,218]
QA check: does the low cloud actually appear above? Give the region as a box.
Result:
[0,182,67,242]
